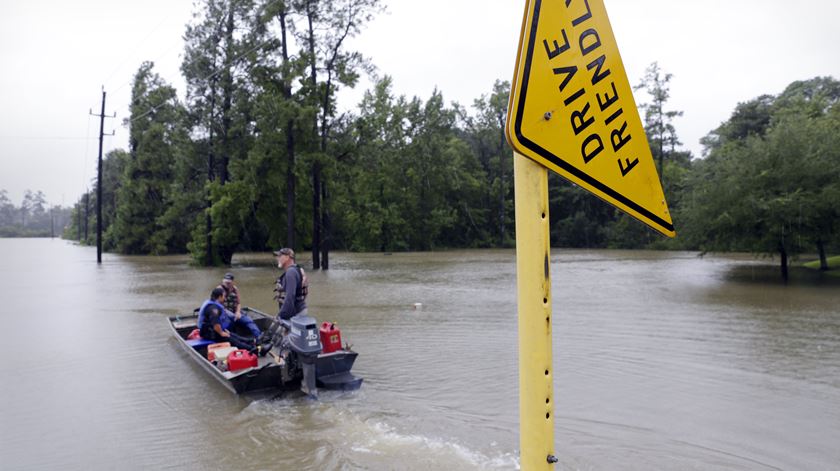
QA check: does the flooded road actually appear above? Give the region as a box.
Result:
[1,238,838,469]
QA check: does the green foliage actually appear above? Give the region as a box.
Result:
[186,180,255,264]
[111,63,188,255]
[330,79,494,251]
[461,79,514,246]
[681,77,840,279]
[634,62,684,164]
[100,149,130,249]
[56,0,838,277]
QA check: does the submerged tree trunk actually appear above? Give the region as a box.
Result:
[497,117,506,246]
[77,202,82,241]
[206,139,214,266]
[817,239,829,271]
[321,180,329,270]
[206,75,218,266]
[312,163,321,269]
[779,243,789,283]
[305,1,322,270]
[84,193,89,241]
[285,119,296,248]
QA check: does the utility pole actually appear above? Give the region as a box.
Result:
[84,192,89,241]
[90,88,115,264]
[77,202,82,241]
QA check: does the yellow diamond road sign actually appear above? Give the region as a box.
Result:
[506,0,675,237]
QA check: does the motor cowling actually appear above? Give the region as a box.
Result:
[288,315,322,355]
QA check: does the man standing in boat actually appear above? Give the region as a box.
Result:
[198,287,257,351]
[274,248,308,320]
[219,272,261,338]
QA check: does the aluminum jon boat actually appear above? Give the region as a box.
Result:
[168,307,362,396]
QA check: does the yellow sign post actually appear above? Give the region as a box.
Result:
[514,152,556,469]
[507,0,675,468]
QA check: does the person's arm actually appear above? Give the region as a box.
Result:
[214,323,230,338]
[210,306,230,337]
[233,285,242,318]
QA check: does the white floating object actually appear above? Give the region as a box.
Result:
[413,303,422,310]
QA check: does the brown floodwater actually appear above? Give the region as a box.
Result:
[1,238,838,469]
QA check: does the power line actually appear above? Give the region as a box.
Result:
[126,0,288,124]
[0,135,98,141]
[107,0,278,105]
[102,14,175,89]
[81,113,93,203]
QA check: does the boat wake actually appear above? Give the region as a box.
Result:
[240,398,520,470]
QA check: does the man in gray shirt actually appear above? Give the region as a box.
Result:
[274,247,308,320]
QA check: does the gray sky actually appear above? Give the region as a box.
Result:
[2,0,839,207]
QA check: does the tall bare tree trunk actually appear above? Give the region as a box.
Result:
[779,243,789,284]
[279,8,296,249]
[322,180,329,269]
[206,59,218,266]
[306,1,322,269]
[219,4,235,185]
[498,115,506,246]
[817,239,829,271]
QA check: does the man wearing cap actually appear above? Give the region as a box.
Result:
[274,248,308,320]
[219,272,262,339]
[220,272,241,315]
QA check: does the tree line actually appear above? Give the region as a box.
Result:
[0,189,72,237]
[61,1,839,281]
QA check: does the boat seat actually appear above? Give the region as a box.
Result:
[186,338,215,350]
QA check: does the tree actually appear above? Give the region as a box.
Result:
[634,62,684,180]
[337,76,410,251]
[100,149,130,250]
[296,0,384,269]
[112,63,187,255]
[682,77,840,281]
[461,79,513,246]
[244,0,311,253]
[700,95,774,153]
[21,190,47,229]
[0,190,14,227]
[182,0,257,265]
[332,78,489,251]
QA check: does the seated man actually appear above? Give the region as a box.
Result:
[219,272,261,338]
[198,287,259,352]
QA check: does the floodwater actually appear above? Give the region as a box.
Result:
[1,238,839,470]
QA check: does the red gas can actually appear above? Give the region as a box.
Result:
[227,349,258,371]
[319,322,342,354]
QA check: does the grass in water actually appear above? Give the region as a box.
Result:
[802,255,840,277]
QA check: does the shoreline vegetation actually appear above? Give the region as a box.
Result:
[4,3,838,282]
[803,255,840,277]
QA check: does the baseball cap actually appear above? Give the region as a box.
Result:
[273,248,295,258]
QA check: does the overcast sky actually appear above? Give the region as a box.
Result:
[1,0,839,207]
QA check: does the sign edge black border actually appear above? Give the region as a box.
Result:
[512,0,675,233]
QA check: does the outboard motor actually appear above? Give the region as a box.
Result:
[288,315,322,397]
